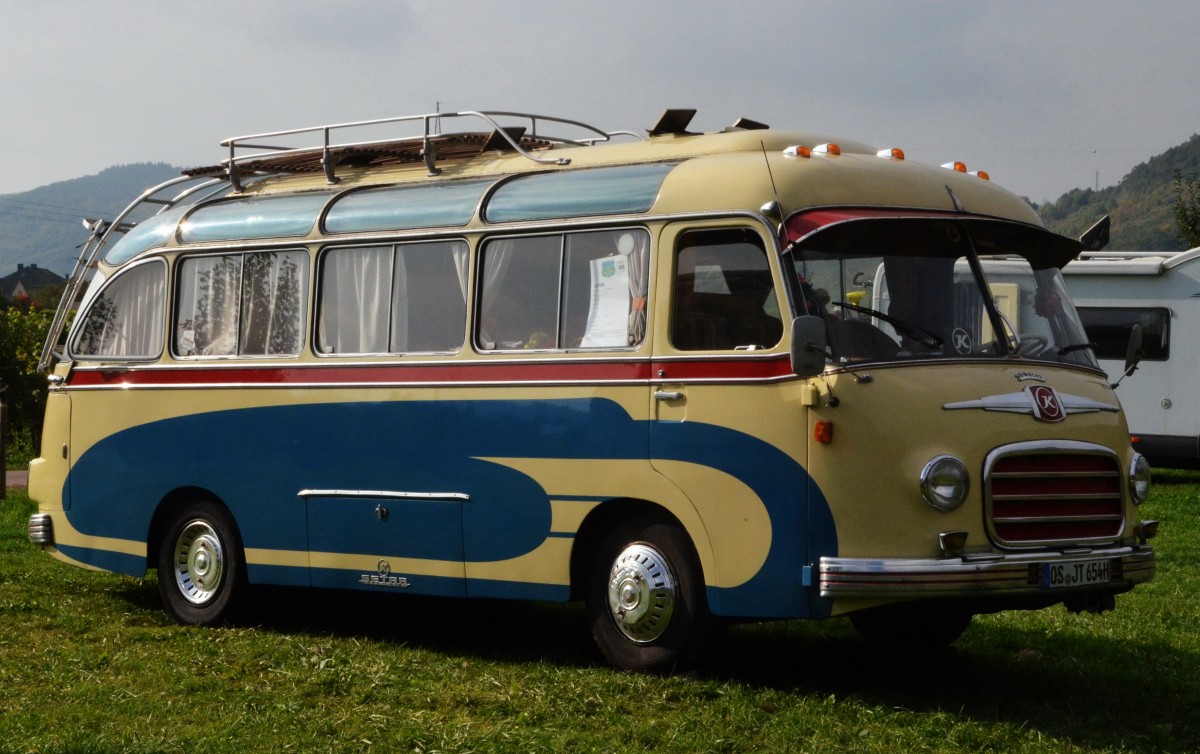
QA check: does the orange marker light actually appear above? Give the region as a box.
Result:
[876,147,905,160]
[784,145,812,158]
[814,420,834,444]
[941,161,968,173]
[814,143,841,155]
[971,170,990,181]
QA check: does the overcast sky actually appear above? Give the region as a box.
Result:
[1,0,1197,204]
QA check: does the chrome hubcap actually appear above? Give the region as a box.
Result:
[606,543,677,643]
[173,520,224,605]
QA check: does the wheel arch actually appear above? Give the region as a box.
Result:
[147,486,240,571]
[568,498,711,606]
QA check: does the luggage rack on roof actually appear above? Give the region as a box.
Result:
[184,110,641,191]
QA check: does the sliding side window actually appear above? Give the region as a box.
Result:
[477,229,649,351]
[175,250,309,357]
[317,240,468,355]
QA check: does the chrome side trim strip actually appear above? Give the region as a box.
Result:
[296,489,470,502]
[819,545,1154,599]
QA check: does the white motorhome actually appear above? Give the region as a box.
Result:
[1062,248,1200,468]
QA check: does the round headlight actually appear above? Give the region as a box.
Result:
[1130,453,1152,505]
[921,455,970,512]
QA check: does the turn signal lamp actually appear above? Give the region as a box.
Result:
[876,147,905,160]
[783,145,812,158]
[813,143,841,156]
[814,420,833,444]
[942,161,968,173]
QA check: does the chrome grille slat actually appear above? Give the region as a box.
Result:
[994,514,1125,524]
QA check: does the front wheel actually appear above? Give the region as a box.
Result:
[156,499,245,626]
[585,520,710,672]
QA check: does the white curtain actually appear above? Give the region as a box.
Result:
[318,246,392,354]
[79,262,165,358]
[621,230,650,345]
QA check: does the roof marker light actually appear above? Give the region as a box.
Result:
[876,147,905,160]
[783,145,812,158]
[942,161,968,173]
[970,170,990,181]
[813,143,841,156]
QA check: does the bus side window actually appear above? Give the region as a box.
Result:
[318,241,468,355]
[175,250,309,358]
[671,229,782,351]
[478,229,649,351]
[72,260,166,361]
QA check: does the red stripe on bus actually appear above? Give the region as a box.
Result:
[66,355,796,388]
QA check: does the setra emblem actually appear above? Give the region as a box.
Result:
[1027,385,1065,422]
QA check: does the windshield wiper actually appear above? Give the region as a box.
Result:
[1057,342,1096,356]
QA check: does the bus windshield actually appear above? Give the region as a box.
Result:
[786,216,1099,370]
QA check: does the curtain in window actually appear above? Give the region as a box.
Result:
[621,230,650,345]
[75,262,165,358]
[318,246,392,354]
[180,256,242,356]
[240,251,308,355]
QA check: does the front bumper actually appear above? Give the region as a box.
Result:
[820,544,1154,599]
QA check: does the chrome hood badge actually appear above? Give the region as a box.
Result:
[943,386,1118,423]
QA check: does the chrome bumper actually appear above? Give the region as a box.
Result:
[820,545,1155,599]
[27,513,54,546]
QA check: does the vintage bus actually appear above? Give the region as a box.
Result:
[27,109,1156,671]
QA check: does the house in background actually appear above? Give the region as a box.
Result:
[0,263,66,304]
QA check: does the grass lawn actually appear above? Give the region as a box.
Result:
[1,474,1197,754]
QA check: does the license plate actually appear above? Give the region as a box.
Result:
[1042,559,1111,589]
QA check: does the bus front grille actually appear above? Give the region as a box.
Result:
[984,443,1125,548]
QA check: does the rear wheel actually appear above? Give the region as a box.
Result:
[586,520,710,672]
[156,499,245,626]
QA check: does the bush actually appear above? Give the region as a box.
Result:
[0,305,53,468]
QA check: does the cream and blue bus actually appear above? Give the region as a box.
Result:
[27,109,1156,671]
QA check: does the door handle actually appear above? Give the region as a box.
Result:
[654,390,685,401]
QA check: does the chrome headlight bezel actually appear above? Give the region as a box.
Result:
[920,455,971,512]
[1129,453,1152,505]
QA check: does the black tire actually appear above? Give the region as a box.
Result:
[849,602,972,651]
[585,519,710,672]
[156,499,246,626]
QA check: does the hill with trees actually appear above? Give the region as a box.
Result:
[1035,134,1200,250]
[0,163,180,276]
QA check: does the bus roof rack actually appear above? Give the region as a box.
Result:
[184,110,640,191]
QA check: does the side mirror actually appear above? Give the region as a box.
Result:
[790,316,828,378]
[1112,323,1144,389]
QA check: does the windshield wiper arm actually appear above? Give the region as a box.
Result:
[1057,342,1097,356]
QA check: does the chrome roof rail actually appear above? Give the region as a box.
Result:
[202,110,639,190]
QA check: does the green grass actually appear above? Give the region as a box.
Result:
[2,475,1198,753]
